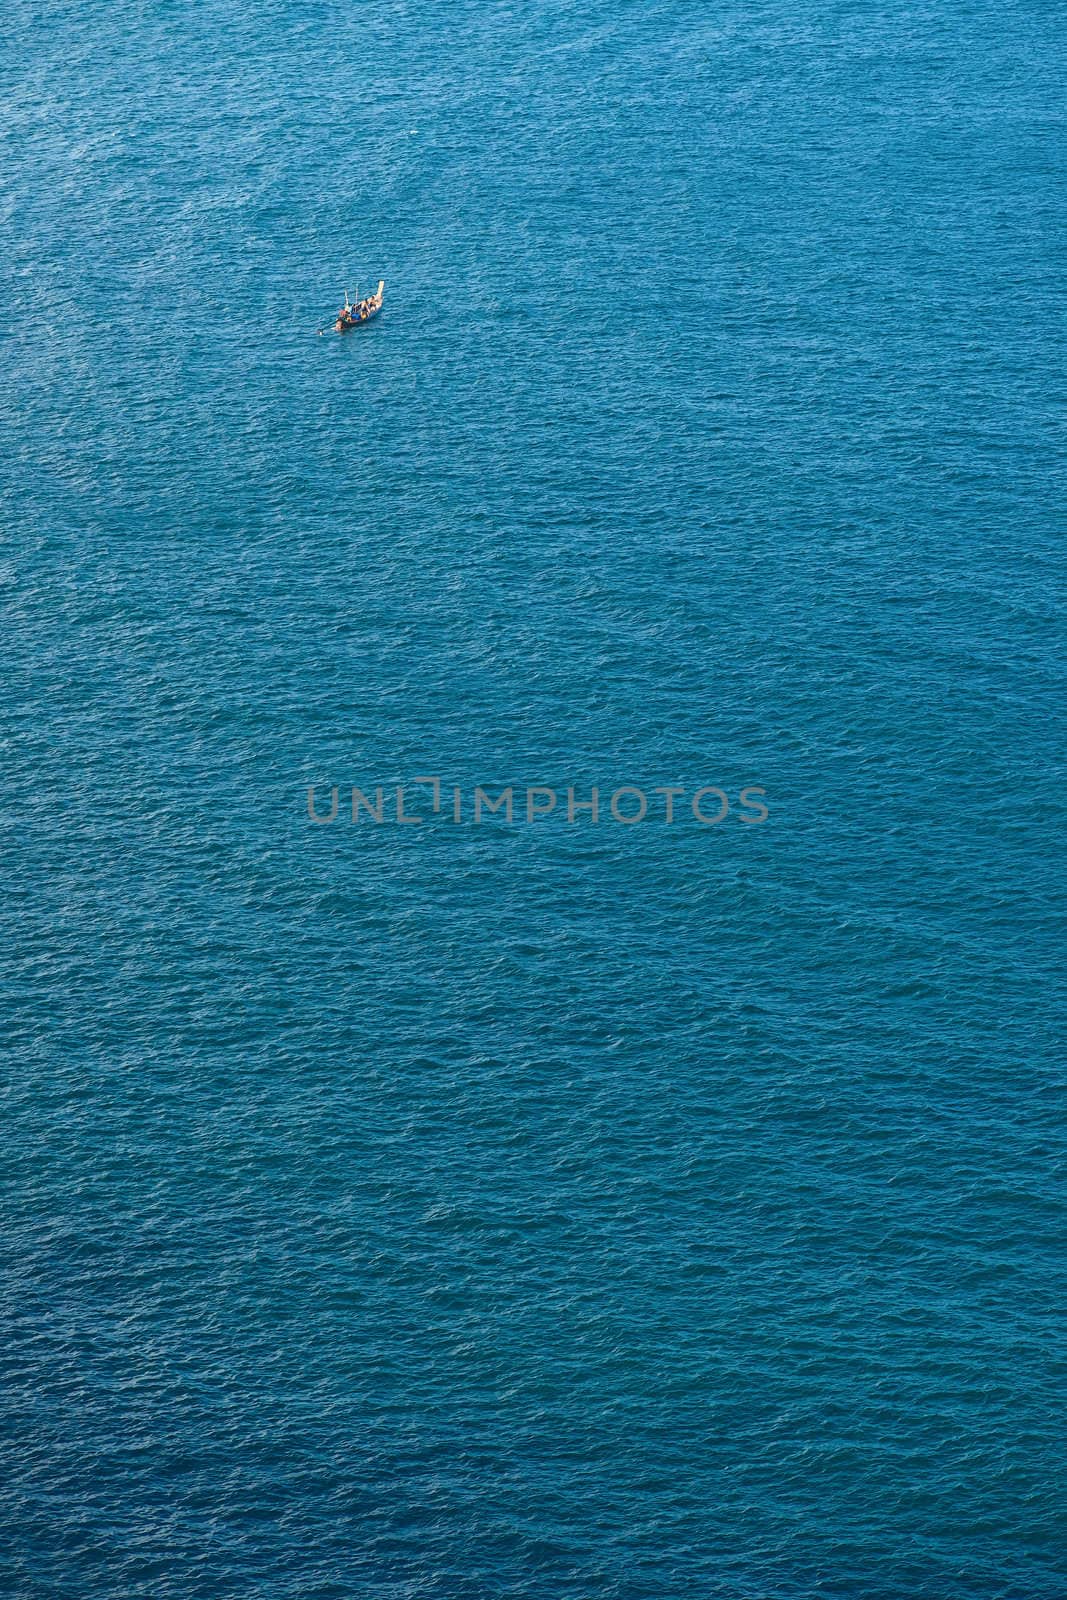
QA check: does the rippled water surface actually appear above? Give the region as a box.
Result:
[2,1,1065,1596]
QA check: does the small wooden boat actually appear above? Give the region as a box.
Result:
[335,280,384,332]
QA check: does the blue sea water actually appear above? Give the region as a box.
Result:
[2,1,1065,1595]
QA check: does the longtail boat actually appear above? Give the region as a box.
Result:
[335,280,384,332]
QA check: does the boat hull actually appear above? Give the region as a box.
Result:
[335,304,382,332]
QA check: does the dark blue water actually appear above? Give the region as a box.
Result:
[3,2,1065,1595]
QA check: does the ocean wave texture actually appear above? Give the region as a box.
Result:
[2,1,1065,1596]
